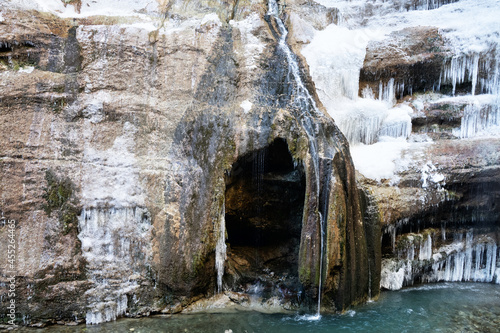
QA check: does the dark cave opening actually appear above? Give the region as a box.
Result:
[224,138,305,296]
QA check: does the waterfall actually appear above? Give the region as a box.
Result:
[267,0,326,317]
[253,149,266,209]
[215,203,227,293]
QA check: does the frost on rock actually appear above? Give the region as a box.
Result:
[8,0,160,18]
[230,14,266,72]
[421,161,445,188]
[80,121,145,208]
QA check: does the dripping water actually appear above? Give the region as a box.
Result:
[253,149,266,211]
[253,149,265,274]
[267,0,326,317]
[367,260,373,301]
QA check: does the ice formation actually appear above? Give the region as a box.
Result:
[454,101,500,138]
[79,207,152,324]
[76,120,152,324]
[215,203,227,293]
[381,230,500,290]
[303,0,500,182]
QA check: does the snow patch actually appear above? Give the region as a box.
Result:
[350,137,409,182]
[18,66,35,73]
[25,0,159,18]
[240,100,252,114]
[314,0,500,56]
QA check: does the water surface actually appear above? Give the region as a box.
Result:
[21,283,500,333]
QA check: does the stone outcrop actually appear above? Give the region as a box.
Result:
[2,0,498,328]
[359,26,449,100]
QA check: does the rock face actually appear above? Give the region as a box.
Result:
[0,0,378,326]
[1,0,498,328]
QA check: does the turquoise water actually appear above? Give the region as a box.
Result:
[22,283,500,332]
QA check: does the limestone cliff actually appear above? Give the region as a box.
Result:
[0,0,378,326]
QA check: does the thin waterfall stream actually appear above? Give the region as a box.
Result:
[267,0,327,317]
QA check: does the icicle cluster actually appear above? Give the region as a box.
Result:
[426,240,498,283]
[439,54,480,96]
[78,207,152,325]
[439,53,499,96]
[86,295,128,325]
[381,230,500,290]
[337,100,412,145]
[398,0,459,11]
[453,102,500,138]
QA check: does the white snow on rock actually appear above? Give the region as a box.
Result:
[303,0,500,182]
[5,0,159,18]
[240,100,253,114]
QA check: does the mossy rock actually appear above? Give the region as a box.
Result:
[41,169,81,235]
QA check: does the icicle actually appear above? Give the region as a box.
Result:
[440,53,499,96]
[418,234,432,261]
[215,203,227,293]
[361,85,375,99]
[383,229,500,289]
[77,207,152,325]
[455,102,500,138]
[471,53,479,95]
[378,78,396,105]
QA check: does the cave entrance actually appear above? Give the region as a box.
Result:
[224,138,305,298]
